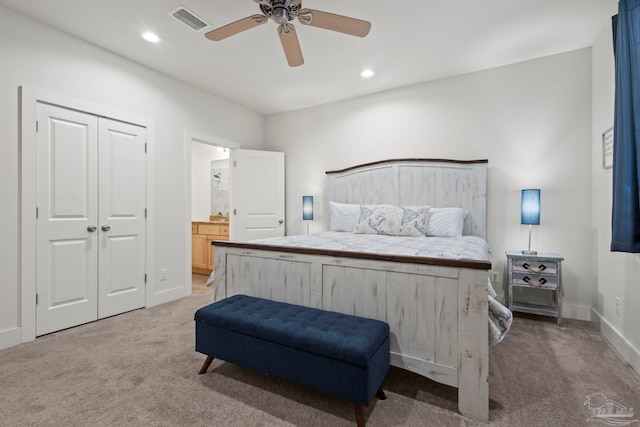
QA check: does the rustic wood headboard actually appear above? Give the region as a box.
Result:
[326,159,488,239]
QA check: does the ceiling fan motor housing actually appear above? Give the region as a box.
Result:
[260,0,300,25]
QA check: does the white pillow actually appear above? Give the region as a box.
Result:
[354,205,430,237]
[329,201,360,232]
[425,207,469,237]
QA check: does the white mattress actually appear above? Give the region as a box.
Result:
[251,231,492,261]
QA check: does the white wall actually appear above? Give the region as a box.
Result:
[0,6,263,348]
[191,143,228,222]
[265,49,594,319]
[591,24,640,373]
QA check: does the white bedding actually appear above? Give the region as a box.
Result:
[209,232,512,345]
[252,231,492,260]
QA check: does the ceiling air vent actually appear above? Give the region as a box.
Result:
[170,6,210,32]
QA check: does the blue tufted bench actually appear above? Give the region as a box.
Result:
[194,294,390,426]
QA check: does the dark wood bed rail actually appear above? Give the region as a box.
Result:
[325,158,489,175]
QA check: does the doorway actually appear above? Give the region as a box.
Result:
[191,141,231,293]
[184,131,286,295]
[185,131,239,294]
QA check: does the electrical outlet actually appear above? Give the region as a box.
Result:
[490,270,500,283]
[615,297,622,317]
[160,268,168,281]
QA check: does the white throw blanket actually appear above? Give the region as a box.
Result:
[488,280,512,346]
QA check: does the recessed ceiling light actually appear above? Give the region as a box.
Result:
[142,32,161,43]
[360,69,375,78]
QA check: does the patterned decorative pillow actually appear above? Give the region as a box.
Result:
[353,205,430,237]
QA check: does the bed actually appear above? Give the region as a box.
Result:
[211,158,509,423]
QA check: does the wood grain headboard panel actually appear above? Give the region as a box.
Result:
[326,159,488,239]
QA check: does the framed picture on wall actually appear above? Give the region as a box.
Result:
[602,127,613,169]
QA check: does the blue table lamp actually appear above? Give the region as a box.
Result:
[521,189,540,255]
[302,196,313,233]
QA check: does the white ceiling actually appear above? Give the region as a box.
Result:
[0,0,618,115]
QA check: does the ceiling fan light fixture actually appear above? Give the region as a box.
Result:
[252,15,268,24]
[272,7,290,25]
[297,11,311,24]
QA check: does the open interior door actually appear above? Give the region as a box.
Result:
[231,149,285,241]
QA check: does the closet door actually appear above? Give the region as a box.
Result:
[36,104,147,336]
[36,103,99,335]
[97,118,146,318]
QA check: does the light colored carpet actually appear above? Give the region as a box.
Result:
[191,273,211,294]
[1,288,639,426]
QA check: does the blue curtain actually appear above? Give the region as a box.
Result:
[611,0,640,253]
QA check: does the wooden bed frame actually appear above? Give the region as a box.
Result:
[213,159,491,422]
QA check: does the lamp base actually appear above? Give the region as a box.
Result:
[522,249,538,255]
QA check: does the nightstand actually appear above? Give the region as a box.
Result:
[506,251,564,326]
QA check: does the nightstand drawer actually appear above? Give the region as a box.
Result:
[512,272,558,290]
[512,260,558,275]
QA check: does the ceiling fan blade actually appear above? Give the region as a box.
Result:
[278,24,304,67]
[297,9,371,37]
[205,15,267,41]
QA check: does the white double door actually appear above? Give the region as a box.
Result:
[36,103,147,336]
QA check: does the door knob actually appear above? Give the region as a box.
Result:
[87,225,97,232]
[278,219,284,224]
[101,225,111,232]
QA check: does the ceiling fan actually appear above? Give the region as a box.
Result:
[205,0,371,67]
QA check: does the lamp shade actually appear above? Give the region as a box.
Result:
[302,196,314,221]
[521,189,540,225]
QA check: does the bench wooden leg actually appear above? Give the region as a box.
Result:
[198,356,214,374]
[353,387,385,426]
[353,404,365,427]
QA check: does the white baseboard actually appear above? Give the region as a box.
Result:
[0,327,22,350]
[591,309,640,376]
[563,303,591,321]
